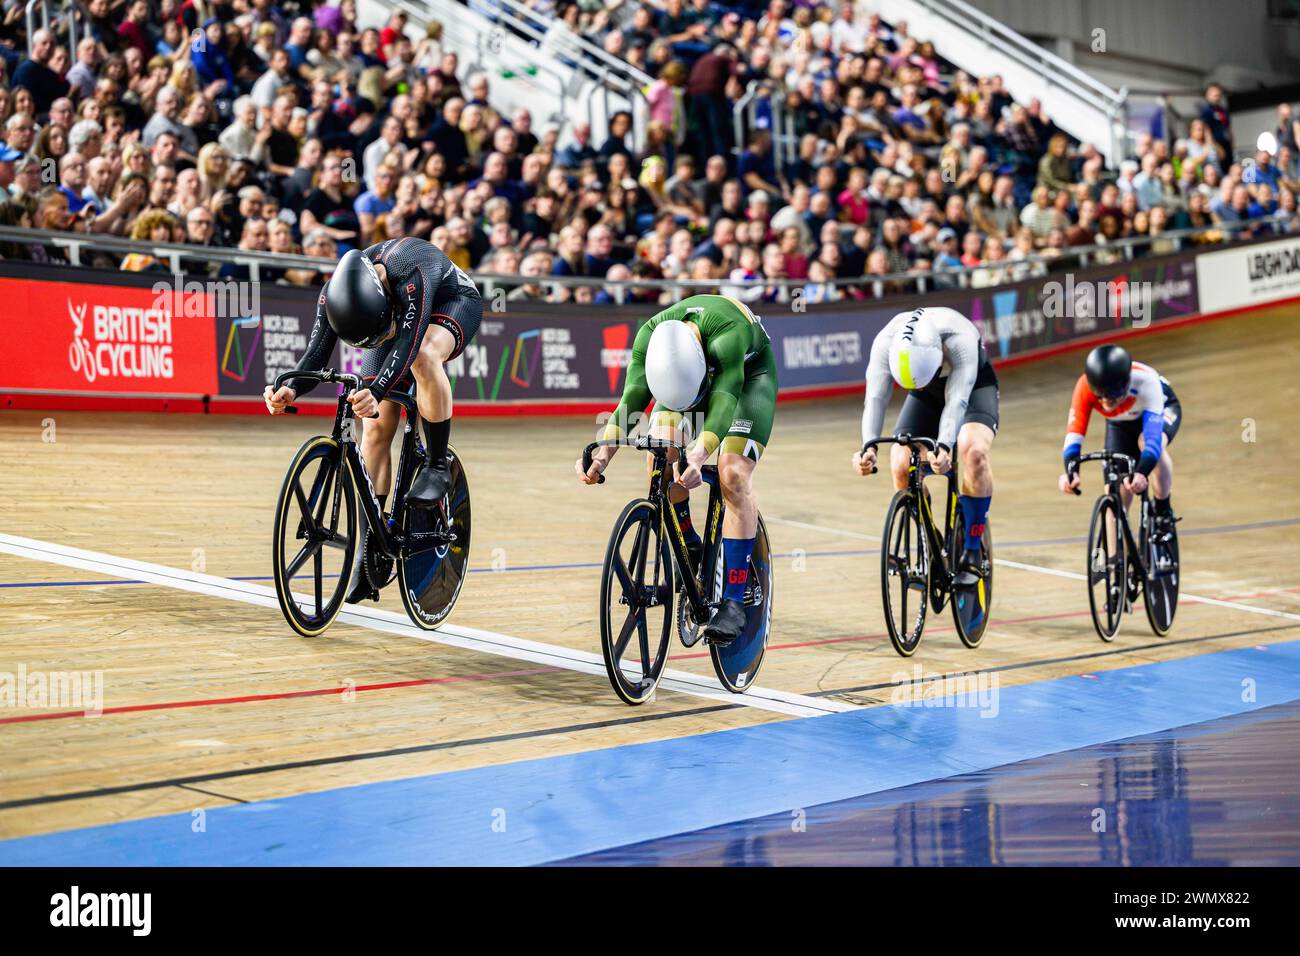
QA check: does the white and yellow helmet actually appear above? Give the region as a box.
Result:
[888,311,943,390]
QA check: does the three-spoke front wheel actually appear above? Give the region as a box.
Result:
[600,499,675,705]
[881,490,930,657]
[273,436,357,637]
[1087,494,1126,641]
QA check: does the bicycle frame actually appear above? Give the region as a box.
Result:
[1074,451,1148,577]
[274,368,447,562]
[583,437,724,616]
[866,435,962,582]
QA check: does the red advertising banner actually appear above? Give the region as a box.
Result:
[0,276,217,395]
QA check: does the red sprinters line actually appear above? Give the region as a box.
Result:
[0,666,559,725]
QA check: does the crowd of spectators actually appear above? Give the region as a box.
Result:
[0,0,1297,303]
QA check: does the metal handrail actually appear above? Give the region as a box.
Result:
[914,0,1124,108]
[911,0,1130,162]
[489,0,654,92]
[1,214,1287,296]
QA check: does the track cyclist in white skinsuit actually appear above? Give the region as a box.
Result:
[851,306,999,588]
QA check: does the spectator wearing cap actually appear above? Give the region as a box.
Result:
[0,144,21,201]
[933,227,962,269]
[11,29,69,114]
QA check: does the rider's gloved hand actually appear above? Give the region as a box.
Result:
[264,384,296,415]
[1058,471,1081,495]
[1125,472,1149,495]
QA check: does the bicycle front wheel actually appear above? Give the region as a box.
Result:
[1087,495,1126,642]
[272,435,357,637]
[881,490,930,657]
[600,499,674,705]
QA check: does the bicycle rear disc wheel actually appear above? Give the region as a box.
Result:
[951,514,993,649]
[601,499,674,705]
[398,446,471,630]
[881,490,930,657]
[273,436,357,637]
[1142,516,1179,636]
[710,515,773,693]
[1087,495,1126,642]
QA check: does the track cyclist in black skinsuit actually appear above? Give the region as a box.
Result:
[264,238,482,597]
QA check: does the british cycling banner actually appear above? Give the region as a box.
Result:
[0,275,217,395]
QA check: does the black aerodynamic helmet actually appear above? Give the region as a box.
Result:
[325,249,391,348]
[1085,343,1132,399]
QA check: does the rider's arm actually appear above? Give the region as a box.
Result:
[1135,373,1167,476]
[860,328,894,445]
[368,265,430,403]
[284,289,337,397]
[1063,374,1094,469]
[602,321,655,441]
[936,325,981,449]
[695,325,748,456]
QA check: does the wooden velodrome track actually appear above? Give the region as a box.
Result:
[1,305,1298,843]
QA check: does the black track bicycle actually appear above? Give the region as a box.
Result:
[1071,450,1179,641]
[270,369,471,636]
[582,438,773,705]
[864,435,993,657]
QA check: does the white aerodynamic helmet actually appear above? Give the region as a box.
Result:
[888,311,943,390]
[644,319,708,411]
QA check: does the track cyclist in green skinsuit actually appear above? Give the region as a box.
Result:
[576,294,778,646]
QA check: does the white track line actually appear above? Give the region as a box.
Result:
[0,533,851,718]
[764,515,880,542]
